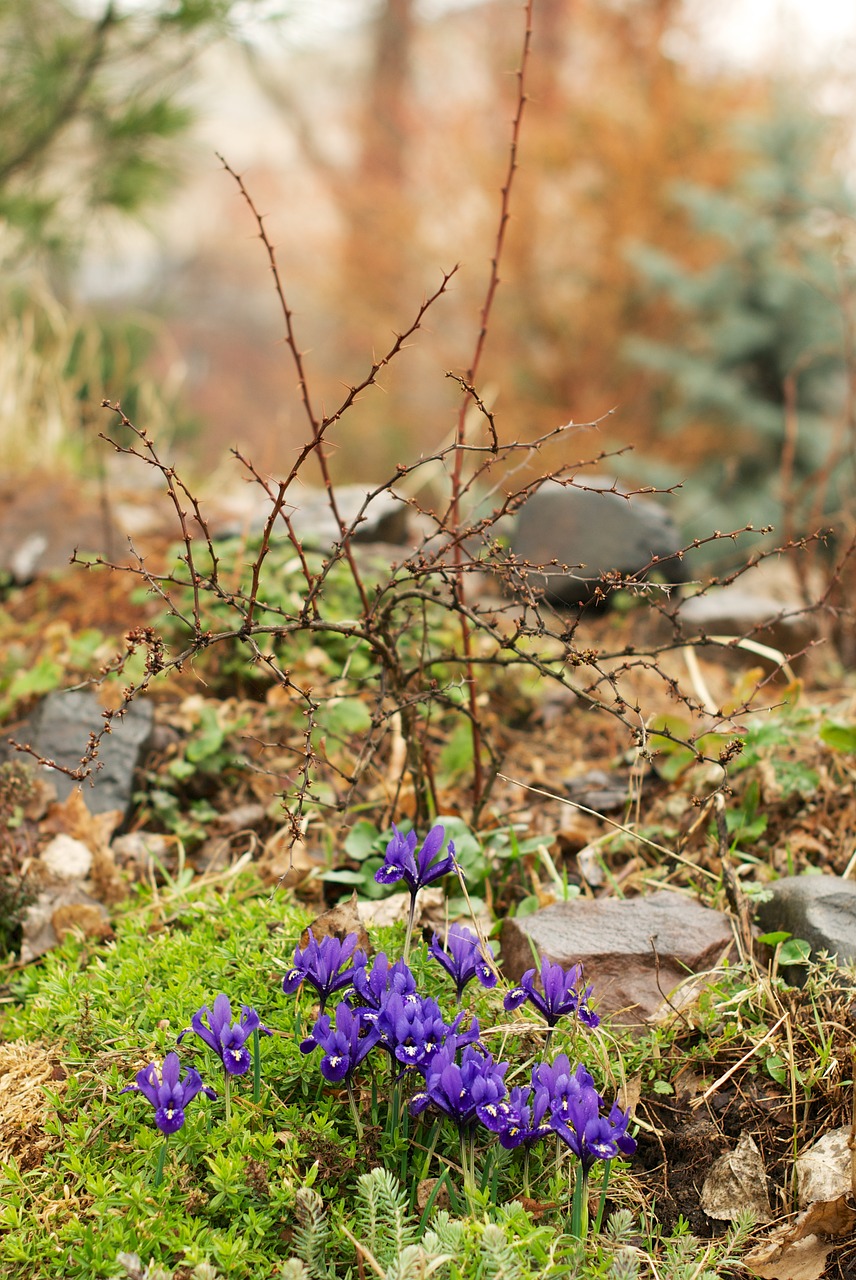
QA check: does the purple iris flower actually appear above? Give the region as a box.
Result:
[346,952,418,1011]
[410,1042,508,1130]
[374,991,469,1074]
[300,1002,380,1083]
[532,1054,636,1175]
[374,823,456,894]
[429,926,497,1004]
[120,1051,216,1135]
[178,994,272,1077]
[477,1082,552,1150]
[281,931,366,1011]
[504,958,599,1029]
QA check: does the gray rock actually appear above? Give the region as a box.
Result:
[210,485,410,549]
[754,875,856,964]
[16,689,153,818]
[676,587,816,664]
[0,478,121,583]
[509,478,689,607]
[501,890,736,1024]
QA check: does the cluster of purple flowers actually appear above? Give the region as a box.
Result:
[122,822,636,1211]
[282,822,634,1183]
[122,994,270,1135]
[478,1056,635,1172]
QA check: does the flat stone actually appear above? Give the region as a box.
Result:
[16,690,153,818]
[500,890,735,1024]
[754,875,856,964]
[509,477,689,607]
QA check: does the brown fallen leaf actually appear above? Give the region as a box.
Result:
[51,901,113,944]
[302,891,370,953]
[744,1195,856,1280]
[257,829,322,889]
[744,1232,831,1280]
[44,788,125,903]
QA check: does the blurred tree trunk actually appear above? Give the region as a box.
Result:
[342,0,416,330]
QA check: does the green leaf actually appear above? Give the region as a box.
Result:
[820,721,856,754]
[652,1080,674,1096]
[344,820,381,860]
[317,697,371,737]
[778,938,812,966]
[757,930,791,946]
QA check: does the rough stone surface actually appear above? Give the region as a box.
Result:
[509,478,689,607]
[0,477,121,583]
[17,690,154,817]
[754,875,856,964]
[209,484,410,549]
[500,890,736,1024]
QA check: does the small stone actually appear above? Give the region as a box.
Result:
[510,477,689,608]
[40,834,93,881]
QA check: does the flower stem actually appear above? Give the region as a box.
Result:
[154,1137,168,1188]
[460,1128,477,1214]
[570,1166,589,1240]
[593,1160,612,1234]
[252,1028,261,1104]
[223,1072,231,1124]
[347,1080,364,1142]
[403,893,418,963]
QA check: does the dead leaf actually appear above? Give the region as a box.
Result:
[701,1131,773,1223]
[44,788,124,903]
[512,1196,559,1219]
[618,1073,642,1114]
[258,830,322,888]
[51,901,113,944]
[744,1232,831,1280]
[796,1127,853,1207]
[797,1196,856,1237]
[743,1195,856,1280]
[302,892,370,953]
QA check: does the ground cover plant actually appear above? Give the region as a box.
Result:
[3,2,856,1277]
[0,838,765,1280]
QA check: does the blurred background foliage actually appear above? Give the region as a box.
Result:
[0,0,854,551]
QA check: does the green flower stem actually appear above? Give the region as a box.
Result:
[154,1137,168,1188]
[347,1080,364,1142]
[252,1028,261,1104]
[570,1166,589,1240]
[403,893,418,963]
[593,1160,612,1234]
[460,1128,478,1214]
[418,1118,442,1180]
[523,1146,531,1199]
[223,1072,231,1124]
